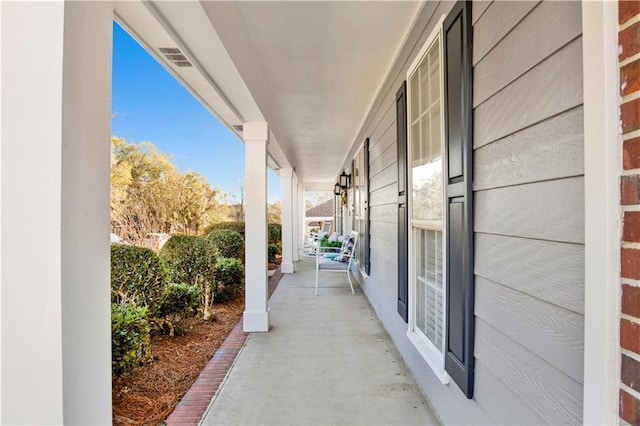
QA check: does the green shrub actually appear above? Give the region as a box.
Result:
[111,303,151,375]
[268,223,282,245]
[207,229,244,260]
[319,235,342,248]
[214,257,244,286]
[159,235,217,320]
[268,243,281,263]
[214,257,245,302]
[155,283,202,336]
[158,283,201,318]
[159,235,217,287]
[110,245,168,314]
[204,221,245,236]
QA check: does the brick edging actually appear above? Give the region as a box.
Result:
[619,1,640,424]
[269,267,284,297]
[165,267,284,425]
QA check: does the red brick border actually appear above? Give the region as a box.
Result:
[165,321,249,425]
[619,2,640,425]
[166,267,284,425]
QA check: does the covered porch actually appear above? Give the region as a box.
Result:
[1,1,624,424]
[3,1,421,422]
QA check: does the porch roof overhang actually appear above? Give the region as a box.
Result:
[114,1,422,190]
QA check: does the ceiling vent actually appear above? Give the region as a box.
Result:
[232,125,243,132]
[165,54,187,61]
[159,47,193,68]
[159,47,180,54]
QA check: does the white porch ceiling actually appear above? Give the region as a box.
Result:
[114,1,422,189]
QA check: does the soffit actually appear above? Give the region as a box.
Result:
[200,1,421,186]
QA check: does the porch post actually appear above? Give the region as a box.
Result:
[1,2,113,423]
[243,122,270,332]
[292,174,301,262]
[280,168,295,273]
[298,183,306,258]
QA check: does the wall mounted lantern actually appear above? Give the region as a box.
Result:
[339,169,351,189]
[336,169,351,206]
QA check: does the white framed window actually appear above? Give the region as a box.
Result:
[406,15,449,384]
[353,144,367,274]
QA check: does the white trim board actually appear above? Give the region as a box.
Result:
[581,1,621,424]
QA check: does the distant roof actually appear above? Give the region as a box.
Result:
[306,199,334,218]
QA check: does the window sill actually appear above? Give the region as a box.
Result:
[407,330,449,385]
[354,261,369,280]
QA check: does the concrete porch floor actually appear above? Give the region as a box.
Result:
[200,257,440,425]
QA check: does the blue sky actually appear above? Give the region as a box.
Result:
[111,22,281,204]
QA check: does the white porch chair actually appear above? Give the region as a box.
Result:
[315,231,358,295]
[303,232,319,257]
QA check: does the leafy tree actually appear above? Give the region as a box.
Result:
[267,201,281,224]
[305,191,332,210]
[110,137,229,244]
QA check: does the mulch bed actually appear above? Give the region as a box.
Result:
[112,297,245,426]
[113,257,282,426]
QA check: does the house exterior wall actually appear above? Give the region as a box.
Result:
[349,1,585,424]
[619,1,640,424]
[472,1,585,424]
[351,2,491,424]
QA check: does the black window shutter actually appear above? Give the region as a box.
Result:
[443,1,474,399]
[351,158,356,230]
[396,81,408,323]
[363,138,371,275]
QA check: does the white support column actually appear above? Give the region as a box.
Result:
[298,184,306,257]
[280,168,294,273]
[243,122,270,332]
[582,1,620,425]
[2,2,113,423]
[292,175,300,262]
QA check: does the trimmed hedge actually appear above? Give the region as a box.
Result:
[159,235,217,288]
[159,235,218,320]
[214,257,245,302]
[111,303,151,375]
[157,283,201,318]
[205,221,245,236]
[110,245,168,315]
[268,243,280,263]
[205,221,281,246]
[207,229,244,260]
[268,223,282,245]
